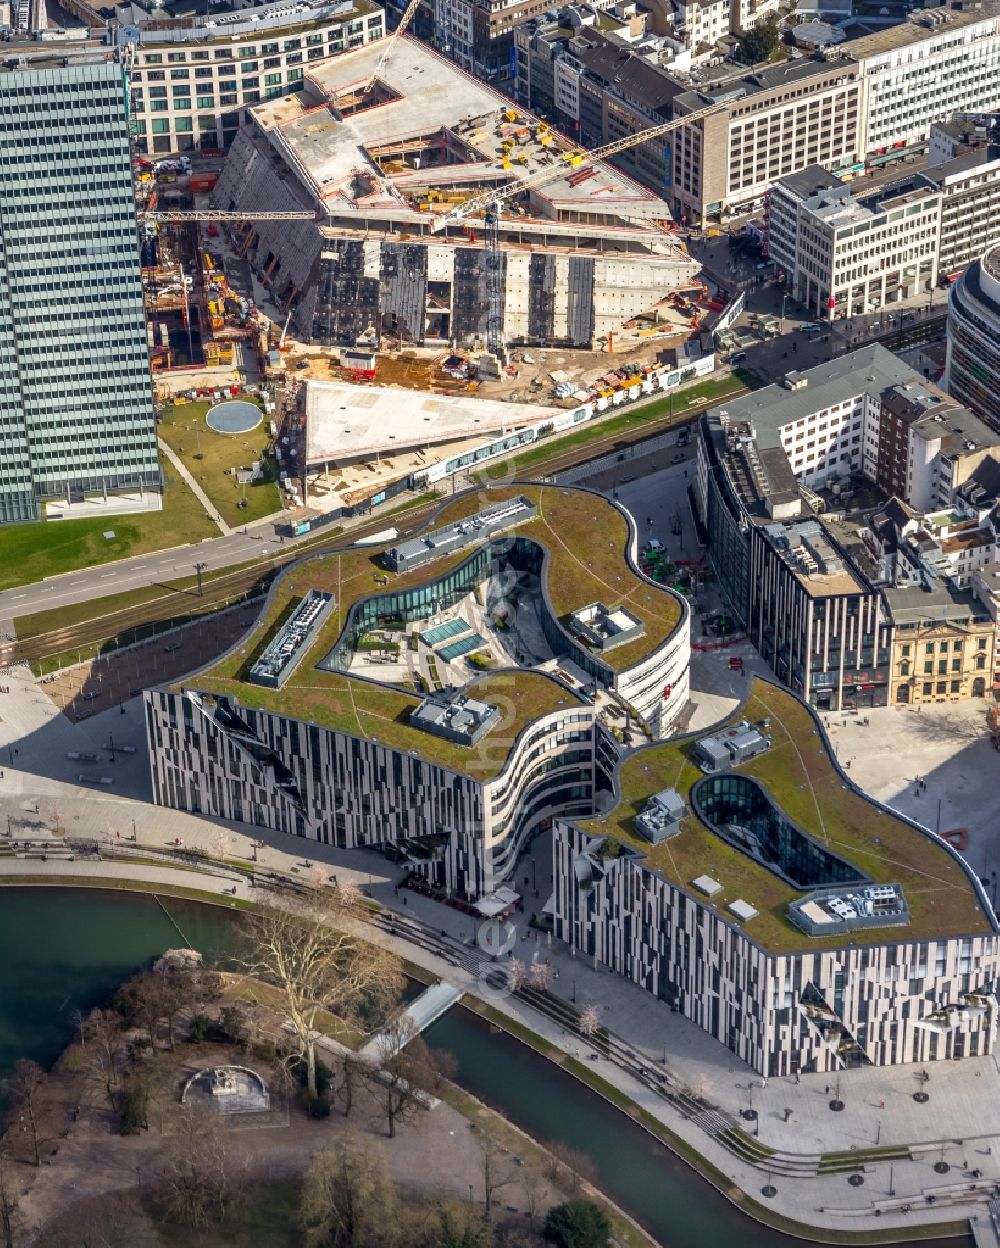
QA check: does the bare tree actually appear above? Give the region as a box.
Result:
[0,1152,20,1248]
[299,1128,397,1248]
[84,1003,124,1113]
[3,1059,45,1167]
[522,1163,548,1232]
[476,1119,518,1225]
[337,1054,366,1119]
[578,1005,601,1039]
[239,893,402,1101]
[528,961,553,992]
[160,1105,246,1229]
[366,1015,432,1139]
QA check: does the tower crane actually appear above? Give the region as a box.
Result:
[330,0,424,109]
[138,209,317,224]
[429,98,726,358]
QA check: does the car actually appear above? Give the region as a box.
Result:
[671,452,685,464]
[729,351,747,363]
[798,322,824,333]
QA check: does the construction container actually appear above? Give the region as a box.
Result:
[190,173,218,194]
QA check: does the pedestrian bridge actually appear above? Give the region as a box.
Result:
[358,979,463,1063]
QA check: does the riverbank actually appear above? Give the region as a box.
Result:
[0,860,985,1247]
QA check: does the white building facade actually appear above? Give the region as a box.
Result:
[128,0,385,154]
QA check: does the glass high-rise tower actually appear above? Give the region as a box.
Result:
[0,60,160,525]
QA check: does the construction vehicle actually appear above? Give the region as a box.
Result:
[429,98,726,358]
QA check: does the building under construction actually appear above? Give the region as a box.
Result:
[210,37,699,350]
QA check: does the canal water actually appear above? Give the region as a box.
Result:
[0,889,971,1248]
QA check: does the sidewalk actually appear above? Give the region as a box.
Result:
[0,666,995,1235]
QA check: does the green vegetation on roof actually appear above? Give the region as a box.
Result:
[580,678,992,952]
[433,484,682,671]
[182,485,683,776]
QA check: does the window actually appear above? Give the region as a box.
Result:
[151,118,170,133]
[936,681,946,695]
[976,654,987,670]
[175,116,193,132]
[937,660,947,675]
[923,682,932,696]
[900,661,910,676]
[923,659,933,674]
[979,637,988,650]
[901,643,911,656]
[925,642,935,654]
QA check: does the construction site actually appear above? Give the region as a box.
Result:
[209,35,702,353]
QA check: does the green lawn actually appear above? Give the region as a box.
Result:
[158,399,282,527]
[0,459,216,593]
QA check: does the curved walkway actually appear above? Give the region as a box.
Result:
[0,839,989,1243]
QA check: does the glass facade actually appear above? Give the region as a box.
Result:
[0,62,160,524]
[693,774,867,890]
[318,536,619,686]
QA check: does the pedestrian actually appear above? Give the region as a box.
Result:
[825,1084,830,1095]
[794,1073,800,1085]
[879,1097,885,1109]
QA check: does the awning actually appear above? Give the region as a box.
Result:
[473,886,521,917]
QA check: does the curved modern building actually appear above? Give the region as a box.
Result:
[145,485,690,899]
[553,676,1000,1075]
[945,244,1000,432]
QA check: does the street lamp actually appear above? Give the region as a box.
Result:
[780,292,789,334]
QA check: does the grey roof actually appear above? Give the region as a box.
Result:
[674,56,844,113]
[573,36,683,119]
[705,345,921,448]
[884,583,990,626]
[773,163,844,202]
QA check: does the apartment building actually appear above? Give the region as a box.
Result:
[946,245,1000,433]
[0,59,160,525]
[671,58,864,226]
[886,583,995,705]
[876,384,999,513]
[843,7,1000,160]
[125,0,385,154]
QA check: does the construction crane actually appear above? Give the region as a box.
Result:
[429,98,727,358]
[359,0,423,97]
[139,209,317,224]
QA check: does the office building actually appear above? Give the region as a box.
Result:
[946,245,1000,432]
[0,59,160,525]
[671,58,864,226]
[125,0,385,154]
[844,8,1000,160]
[553,677,1000,1076]
[145,484,691,898]
[693,347,1000,709]
[766,167,940,317]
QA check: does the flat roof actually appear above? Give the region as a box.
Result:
[180,484,684,775]
[304,381,555,464]
[253,36,671,226]
[577,678,995,952]
[705,345,921,448]
[884,582,990,626]
[841,6,995,60]
[674,55,852,114]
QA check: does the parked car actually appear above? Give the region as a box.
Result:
[729,351,747,363]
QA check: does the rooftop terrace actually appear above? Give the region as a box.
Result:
[579,678,994,952]
[179,484,682,775]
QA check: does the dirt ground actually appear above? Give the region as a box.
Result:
[279,338,676,406]
[17,1036,561,1245]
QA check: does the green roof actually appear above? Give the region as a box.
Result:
[580,678,993,953]
[178,485,681,778]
